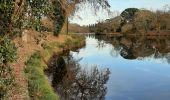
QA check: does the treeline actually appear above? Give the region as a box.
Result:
[89,7,170,35]
[68,23,89,33]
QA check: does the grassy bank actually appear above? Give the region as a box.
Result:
[25,52,58,100]
[25,34,85,100]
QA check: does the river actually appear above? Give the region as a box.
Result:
[51,34,170,100]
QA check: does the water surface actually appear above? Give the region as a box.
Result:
[69,34,170,100]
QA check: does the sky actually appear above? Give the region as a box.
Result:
[70,0,170,26]
[109,0,170,12]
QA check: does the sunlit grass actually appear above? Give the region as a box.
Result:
[25,52,59,100]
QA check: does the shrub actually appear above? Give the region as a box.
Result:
[0,36,17,99]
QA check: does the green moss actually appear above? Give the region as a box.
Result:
[25,52,59,100]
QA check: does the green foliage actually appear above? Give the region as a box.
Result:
[25,0,51,32]
[0,2,18,98]
[121,8,139,21]
[0,0,53,36]
[0,36,17,99]
[24,0,65,35]
[25,52,59,100]
[0,64,15,99]
[0,37,17,64]
[0,0,13,35]
[51,1,65,36]
[26,0,49,17]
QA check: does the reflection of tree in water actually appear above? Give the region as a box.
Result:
[86,34,106,50]
[120,45,137,59]
[96,40,106,50]
[166,54,170,64]
[52,55,110,100]
[109,46,121,57]
[93,34,170,63]
[88,34,121,57]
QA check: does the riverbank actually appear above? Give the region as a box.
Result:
[101,30,170,37]
[10,29,85,99]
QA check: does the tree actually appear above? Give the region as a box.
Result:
[133,10,156,34]
[121,8,139,22]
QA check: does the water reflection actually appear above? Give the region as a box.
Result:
[88,34,170,63]
[47,34,170,100]
[71,34,170,100]
[48,55,110,100]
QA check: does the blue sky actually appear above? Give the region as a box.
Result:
[109,0,170,12]
[70,0,170,26]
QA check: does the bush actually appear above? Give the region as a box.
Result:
[0,36,17,99]
[0,37,17,63]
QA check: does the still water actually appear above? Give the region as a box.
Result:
[51,34,170,100]
[70,34,170,100]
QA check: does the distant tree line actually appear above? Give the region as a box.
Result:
[88,7,170,35]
